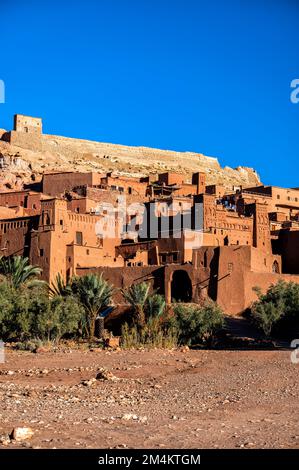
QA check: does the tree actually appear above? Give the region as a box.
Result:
[48,273,74,298]
[0,256,44,289]
[122,282,150,330]
[75,274,114,340]
[145,293,166,321]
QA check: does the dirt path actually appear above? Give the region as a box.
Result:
[0,348,298,449]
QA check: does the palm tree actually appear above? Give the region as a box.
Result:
[146,293,166,319]
[76,273,114,340]
[122,282,150,330]
[49,273,74,298]
[0,255,43,289]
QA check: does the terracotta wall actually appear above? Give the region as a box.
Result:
[42,172,102,197]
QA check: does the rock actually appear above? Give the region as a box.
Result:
[96,368,119,382]
[35,347,49,354]
[0,434,11,446]
[104,337,120,349]
[11,427,34,441]
[121,414,136,421]
[121,414,147,423]
[81,378,97,387]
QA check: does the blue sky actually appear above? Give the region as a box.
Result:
[1,0,298,186]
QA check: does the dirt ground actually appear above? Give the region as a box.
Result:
[0,347,298,449]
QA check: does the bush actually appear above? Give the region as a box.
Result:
[0,282,35,341]
[170,301,225,346]
[121,300,224,349]
[0,281,84,343]
[32,295,84,342]
[251,281,299,337]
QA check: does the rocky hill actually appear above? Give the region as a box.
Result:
[0,125,260,190]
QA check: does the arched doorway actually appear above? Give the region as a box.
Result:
[171,270,192,302]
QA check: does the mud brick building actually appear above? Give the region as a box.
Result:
[1,114,299,314]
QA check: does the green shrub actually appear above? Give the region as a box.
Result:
[251,281,299,336]
[170,301,225,346]
[0,282,35,341]
[0,281,83,343]
[32,295,84,342]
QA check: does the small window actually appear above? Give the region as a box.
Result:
[161,254,166,263]
[128,187,132,195]
[76,231,83,245]
[40,249,44,257]
[86,249,90,255]
[277,195,280,199]
[228,263,233,273]
[173,253,178,262]
[60,219,63,226]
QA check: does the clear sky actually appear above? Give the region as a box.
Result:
[1,0,298,187]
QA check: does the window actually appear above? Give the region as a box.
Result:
[161,254,166,263]
[76,231,83,245]
[39,249,44,257]
[128,187,132,195]
[86,249,90,255]
[272,261,280,273]
[173,253,178,262]
[277,194,280,199]
[60,219,63,226]
[228,263,233,273]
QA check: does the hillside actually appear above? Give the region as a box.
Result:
[0,125,260,190]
